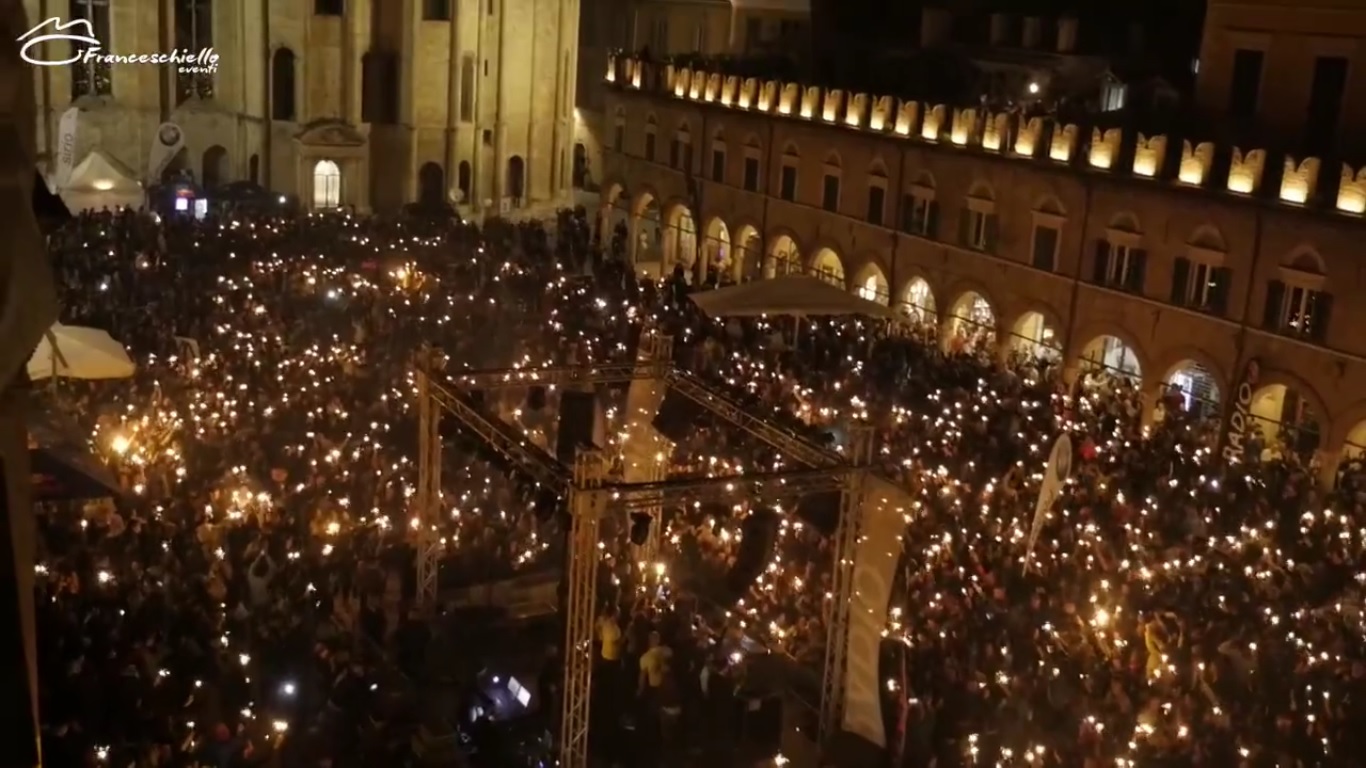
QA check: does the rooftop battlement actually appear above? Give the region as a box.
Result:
[604,55,1366,218]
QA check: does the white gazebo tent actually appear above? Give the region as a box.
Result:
[59,150,144,212]
[27,323,136,382]
[689,276,899,319]
[690,276,902,352]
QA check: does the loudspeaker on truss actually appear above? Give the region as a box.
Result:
[556,390,605,463]
[651,388,703,444]
[724,509,780,603]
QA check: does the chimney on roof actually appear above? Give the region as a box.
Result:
[1057,16,1077,53]
[920,6,951,47]
[1023,16,1042,48]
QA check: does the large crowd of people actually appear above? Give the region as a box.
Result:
[27,201,1366,768]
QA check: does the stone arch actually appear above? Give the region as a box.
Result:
[1073,324,1149,382]
[417,162,444,205]
[868,157,890,177]
[1035,195,1065,215]
[944,284,998,353]
[765,230,802,278]
[1153,348,1228,422]
[730,222,763,281]
[662,201,698,279]
[910,169,936,189]
[967,179,995,200]
[700,216,734,284]
[1007,304,1064,362]
[1331,402,1366,460]
[506,155,526,203]
[1188,224,1226,251]
[1281,244,1326,273]
[271,47,297,122]
[1248,368,1330,461]
[630,187,664,266]
[852,261,890,304]
[312,159,341,208]
[201,145,229,189]
[599,180,627,244]
[824,150,843,169]
[1107,211,1141,232]
[896,273,938,327]
[810,246,847,287]
[782,142,800,159]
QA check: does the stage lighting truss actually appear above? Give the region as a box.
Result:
[412,336,869,768]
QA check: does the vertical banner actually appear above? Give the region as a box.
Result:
[1024,434,1072,572]
[146,122,185,184]
[52,106,80,190]
[1217,358,1261,467]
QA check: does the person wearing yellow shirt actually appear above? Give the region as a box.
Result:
[638,631,673,697]
[598,608,623,663]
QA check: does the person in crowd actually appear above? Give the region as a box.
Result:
[30,200,1366,768]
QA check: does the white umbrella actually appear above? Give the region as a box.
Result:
[27,323,135,381]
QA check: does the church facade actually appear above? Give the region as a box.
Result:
[24,0,579,213]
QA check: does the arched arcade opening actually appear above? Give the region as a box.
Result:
[701,218,739,285]
[663,204,697,280]
[1248,383,1322,464]
[946,291,996,354]
[599,183,629,252]
[1010,311,1062,366]
[631,191,663,268]
[734,225,762,282]
[812,248,845,288]
[900,277,937,329]
[1079,335,1142,383]
[766,235,801,278]
[1160,360,1223,422]
[854,264,890,305]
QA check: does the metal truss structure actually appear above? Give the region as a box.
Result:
[410,333,867,767]
[818,425,874,744]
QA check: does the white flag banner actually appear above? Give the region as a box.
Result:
[1024,434,1072,572]
[53,106,80,190]
[173,336,201,360]
[146,122,185,184]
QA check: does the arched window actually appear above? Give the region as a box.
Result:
[248,154,260,184]
[644,115,658,161]
[423,0,451,20]
[202,145,229,189]
[418,162,445,205]
[271,48,297,121]
[174,0,214,102]
[68,0,112,98]
[459,56,475,122]
[362,51,399,124]
[613,108,626,151]
[458,161,472,202]
[313,160,342,208]
[507,156,526,205]
[572,143,588,188]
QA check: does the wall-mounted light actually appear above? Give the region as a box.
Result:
[1027,82,1040,95]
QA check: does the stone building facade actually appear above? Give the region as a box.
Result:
[573,0,807,196]
[598,56,1366,486]
[26,0,578,213]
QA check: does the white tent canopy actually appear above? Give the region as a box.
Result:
[28,323,136,381]
[689,276,899,319]
[60,150,144,212]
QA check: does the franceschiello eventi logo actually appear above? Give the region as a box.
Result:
[18,17,219,73]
